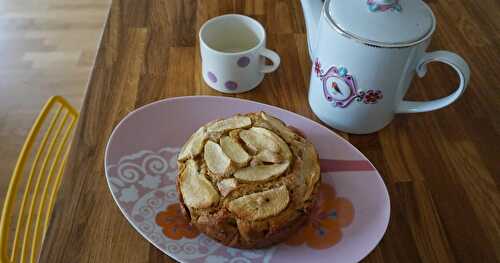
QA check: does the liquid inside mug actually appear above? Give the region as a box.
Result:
[199,14,280,94]
[301,0,470,134]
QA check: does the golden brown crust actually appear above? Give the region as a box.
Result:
[176,112,321,248]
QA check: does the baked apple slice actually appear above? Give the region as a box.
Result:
[178,127,208,161]
[233,161,289,182]
[207,115,252,133]
[228,185,290,220]
[179,160,219,208]
[204,140,232,175]
[217,178,238,197]
[239,128,280,153]
[220,136,250,167]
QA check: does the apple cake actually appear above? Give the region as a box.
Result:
[176,112,321,248]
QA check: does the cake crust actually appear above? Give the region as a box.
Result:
[176,112,321,248]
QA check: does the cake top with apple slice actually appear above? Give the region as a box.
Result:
[176,112,321,248]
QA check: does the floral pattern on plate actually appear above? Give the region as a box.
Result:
[106,146,277,262]
[286,184,354,249]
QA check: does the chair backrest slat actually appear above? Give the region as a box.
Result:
[0,96,78,263]
[10,106,64,261]
[10,105,64,262]
[20,109,69,263]
[31,113,77,262]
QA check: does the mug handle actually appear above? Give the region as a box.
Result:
[396,51,470,113]
[259,48,281,73]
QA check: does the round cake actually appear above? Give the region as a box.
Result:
[176,112,321,248]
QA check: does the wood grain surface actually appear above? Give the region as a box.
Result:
[39,0,500,262]
[0,0,110,201]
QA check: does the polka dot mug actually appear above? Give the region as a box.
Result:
[199,14,280,93]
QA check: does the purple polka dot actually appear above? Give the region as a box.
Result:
[237,56,250,67]
[224,81,238,90]
[207,71,217,83]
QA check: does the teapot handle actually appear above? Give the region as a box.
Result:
[396,51,470,113]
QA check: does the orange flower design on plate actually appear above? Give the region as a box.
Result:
[155,203,199,240]
[286,183,354,249]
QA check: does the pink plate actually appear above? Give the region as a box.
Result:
[105,96,390,263]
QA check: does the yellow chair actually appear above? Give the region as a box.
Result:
[0,96,79,263]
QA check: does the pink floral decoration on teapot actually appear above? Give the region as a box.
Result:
[367,0,402,12]
[314,59,383,108]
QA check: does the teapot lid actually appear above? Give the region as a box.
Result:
[326,0,435,47]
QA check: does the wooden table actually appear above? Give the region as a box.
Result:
[39,0,500,262]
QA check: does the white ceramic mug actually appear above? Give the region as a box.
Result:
[199,14,280,93]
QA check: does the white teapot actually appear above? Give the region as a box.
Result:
[301,0,470,134]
